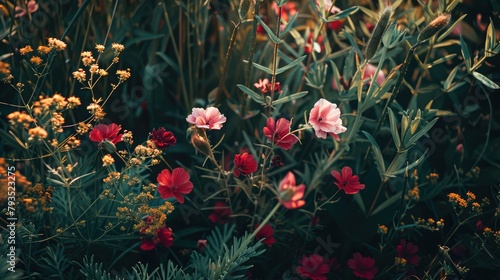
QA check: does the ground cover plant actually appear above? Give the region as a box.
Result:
[0,0,500,279]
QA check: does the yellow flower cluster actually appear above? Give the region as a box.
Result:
[415,217,445,231]
[447,191,484,214]
[377,224,388,235]
[21,183,54,213]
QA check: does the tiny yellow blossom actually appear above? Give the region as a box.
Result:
[30,56,43,66]
[47,38,67,51]
[20,45,34,55]
[95,44,105,52]
[102,154,115,166]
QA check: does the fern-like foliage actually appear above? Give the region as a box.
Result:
[39,243,73,279]
[79,255,123,280]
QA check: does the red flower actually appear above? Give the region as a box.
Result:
[331,166,365,194]
[157,168,194,203]
[140,227,174,251]
[271,155,284,167]
[397,240,420,266]
[89,123,122,152]
[263,117,299,150]
[347,253,378,280]
[279,172,306,209]
[254,78,282,93]
[254,224,276,247]
[150,127,176,150]
[197,239,208,251]
[233,153,258,177]
[296,254,331,280]
[208,202,232,223]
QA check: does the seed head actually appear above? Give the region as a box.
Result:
[365,6,393,61]
[417,14,451,43]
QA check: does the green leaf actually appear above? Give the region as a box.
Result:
[388,108,401,149]
[324,6,359,22]
[276,55,306,74]
[280,11,299,39]
[362,131,386,178]
[370,191,401,216]
[427,54,457,68]
[255,15,283,44]
[243,60,273,75]
[485,18,497,57]
[156,52,180,74]
[472,71,500,89]
[444,65,459,91]
[460,35,471,72]
[272,91,308,105]
[353,193,366,214]
[405,118,438,148]
[386,151,428,176]
[237,84,264,104]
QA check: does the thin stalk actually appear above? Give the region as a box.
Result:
[216,21,242,106]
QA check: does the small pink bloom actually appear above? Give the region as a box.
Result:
[456,143,463,153]
[254,224,276,247]
[197,239,208,251]
[157,168,194,203]
[279,172,306,209]
[347,253,378,280]
[186,107,226,130]
[254,78,282,93]
[331,166,365,194]
[363,63,385,85]
[272,1,297,22]
[263,117,299,150]
[309,98,346,140]
[296,254,331,280]
[27,1,39,13]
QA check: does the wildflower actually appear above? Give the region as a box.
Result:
[347,253,378,280]
[233,153,258,177]
[396,240,420,266]
[378,225,388,235]
[90,64,99,74]
[255,224,276,247]
[87,103,106,120]
[28,127,48,141]
[305,33,323,54]
[186,107,226,130]
[456,143,463,153]
[271,1,297,22]
[89,123,123,153]
[116,69,131,82]
[81,51,95,66]
[296,254,331,280]
[95,44,105,52]
[331,166,365,195]
[150,127,176,150]
[20,45,33,55]
[73,68,86,82]
[157,168,193,204]
[37,46,51,55]
[208,202,232,223]
[254,78,282,93]
[102,154,114,167]
[197,239,208,251]
[309,98,347,140]
[111,43,125,53]
[271,155,284,167]
[67,96,81,109]
[263,117,299,150]
[140,227,174,251]
[47,38,67,51]
[98,69,108,76]
[448,193,467,208]
[279,172,305,209]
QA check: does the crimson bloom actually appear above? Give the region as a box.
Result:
[89,123,123,152]
[279,172,306,209]
[157,168,194,203]
[140,227,174,251]
[254,78,282,93]
[255,224,276,247]
[263,117,299,150]
[331,166,365,194]
[233,153,258,177]
[208,202,232,223]
[296,254,332,280]
[309,98,347,140]
[150,127,176,150]
[397,240,420,266]
[347,253,378,280]
[186,107,226,130]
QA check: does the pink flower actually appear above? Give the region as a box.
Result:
[347,253,378,280]
[186,107,226,130]
[397,240,420,266]
[279,172,306,209]
[233,153,258,177]
[332,63,385,91]
[140,227,174,251]
[157,168,194,203]
[197,239,208,251]
[331,166,365,194]
[254,224,276,247]
[254,78,282,93]
[308,98,346,140]
[89,123,123,153]
[296,254,331,280]
[271,1,297,22]
[263,117,299,150]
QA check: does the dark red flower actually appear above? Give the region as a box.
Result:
[263,117,299,150]
[328,20,344,32]
[150,127,176,150]
[197,239,208,251]
[157,168,193,203]
[271,155,284,167]
[89,123,122,152]
[347,253,378,280]
[331,166,365,194]
[140,227,174,251]
[208,202,232,224]
[254,224,276,247]
[397,240,420,266]
[296,254,331,280]
[233,153,258,177]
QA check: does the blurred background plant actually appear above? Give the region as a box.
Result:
[0,0,500,279]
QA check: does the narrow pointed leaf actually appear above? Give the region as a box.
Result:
[280,12,299,39]
[406,118,438,148]
[237,84,264,104]
[243,60,273,75]
[370,191,402,216]
[388,108,401,149]
[472,71,500,89]
[255,15,282,44]
[276,55,306,74]
[272,91,308,105]
[324,6,359,22]
[362,131,386,177]
[460,35,471,72]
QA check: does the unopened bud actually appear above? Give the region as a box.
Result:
[417,14,451,43]
[98,140,117,153]
[190,128,212,157]
[365,6,393,61]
